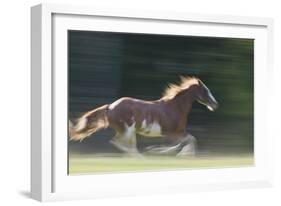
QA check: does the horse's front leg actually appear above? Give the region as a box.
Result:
[144,142,182,155]
[176,133,197,157]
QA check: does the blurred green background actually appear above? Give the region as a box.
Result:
[68,30,254,157]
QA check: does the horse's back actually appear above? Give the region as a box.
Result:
[107,97,159,131]
[109,97,145,110]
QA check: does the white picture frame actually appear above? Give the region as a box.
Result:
[31,3,274,202]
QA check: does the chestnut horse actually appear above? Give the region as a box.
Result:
[69,76,218,156]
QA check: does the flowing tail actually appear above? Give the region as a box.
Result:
[69,104,109,141]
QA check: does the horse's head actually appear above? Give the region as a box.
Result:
[195,80,219,111]
[162,76,219,111]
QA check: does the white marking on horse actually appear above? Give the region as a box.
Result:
[108,98,123,110]
[124,122,136,138]
[198,82,217,111]
[208,90,216,103]
[139,120,163,137]
[202,82,216,103]
[141,119,147,129]
[149,122,162,136]
[207,105,214,111]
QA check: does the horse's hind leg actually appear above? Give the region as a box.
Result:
[110,133,130,153]
[176,133,197,157]
[110,127,142,157]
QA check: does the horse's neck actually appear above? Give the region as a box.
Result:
[168,88,196,114]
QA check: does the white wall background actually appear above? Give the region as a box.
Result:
[0,0,280,205]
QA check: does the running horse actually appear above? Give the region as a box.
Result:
[69,76,218,156]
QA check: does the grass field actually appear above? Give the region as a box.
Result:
[69,154,254,175]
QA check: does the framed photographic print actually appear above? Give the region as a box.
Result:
[31,3,274,201]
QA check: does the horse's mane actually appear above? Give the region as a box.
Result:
[162,76,199,100]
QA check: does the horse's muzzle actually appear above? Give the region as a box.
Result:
[208,101,219,111]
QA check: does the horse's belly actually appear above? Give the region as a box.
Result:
[137,120,163,137]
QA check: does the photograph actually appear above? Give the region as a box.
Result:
[67,30,254,175]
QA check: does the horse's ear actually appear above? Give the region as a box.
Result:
[198,79,208,89]
[197,78,203,85]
